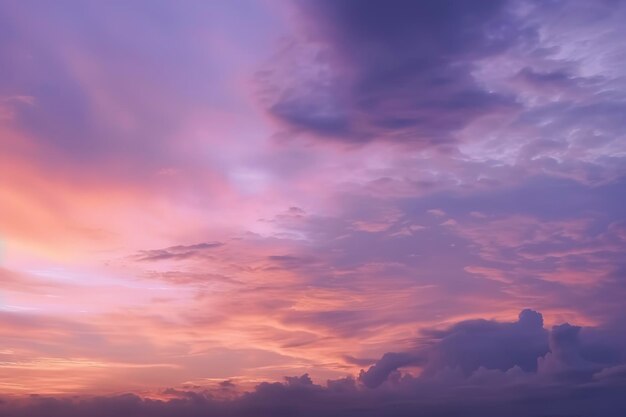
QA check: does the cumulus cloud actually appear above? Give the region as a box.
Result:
[3,309,626,417]
[421,309,549,375]
[357,309,626,391]
[358,351,425,388]
[358,309,548,388]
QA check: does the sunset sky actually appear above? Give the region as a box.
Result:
[1,1,626,416]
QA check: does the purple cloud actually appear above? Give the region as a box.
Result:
[3,310,626,417]
[261,0,526,144]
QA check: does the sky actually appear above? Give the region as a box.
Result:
[1,0,625,416]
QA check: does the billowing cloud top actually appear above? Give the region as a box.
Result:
[0,0,625,416]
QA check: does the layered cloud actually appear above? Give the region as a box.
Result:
[3,310,626,417]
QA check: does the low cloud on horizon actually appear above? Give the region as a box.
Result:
[3,309,626,416]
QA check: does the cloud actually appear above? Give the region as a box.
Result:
[536,322,622,382]
[260,0,523,144]
[358,309,548,388]
[134,242,224,262]
[2,0,626,411]
[358,351,424,388]
[3,309,626,417]
[357,308,626,391]
[422,309,549,375]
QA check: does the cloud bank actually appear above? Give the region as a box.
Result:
[3,310,626,417]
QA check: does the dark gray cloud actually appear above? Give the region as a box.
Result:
[260,0,524,144]
[258,0,626,195]
[421,309,549,375]
[358,309,548,388]
[358,309,626,391]
[358,351,425,388]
